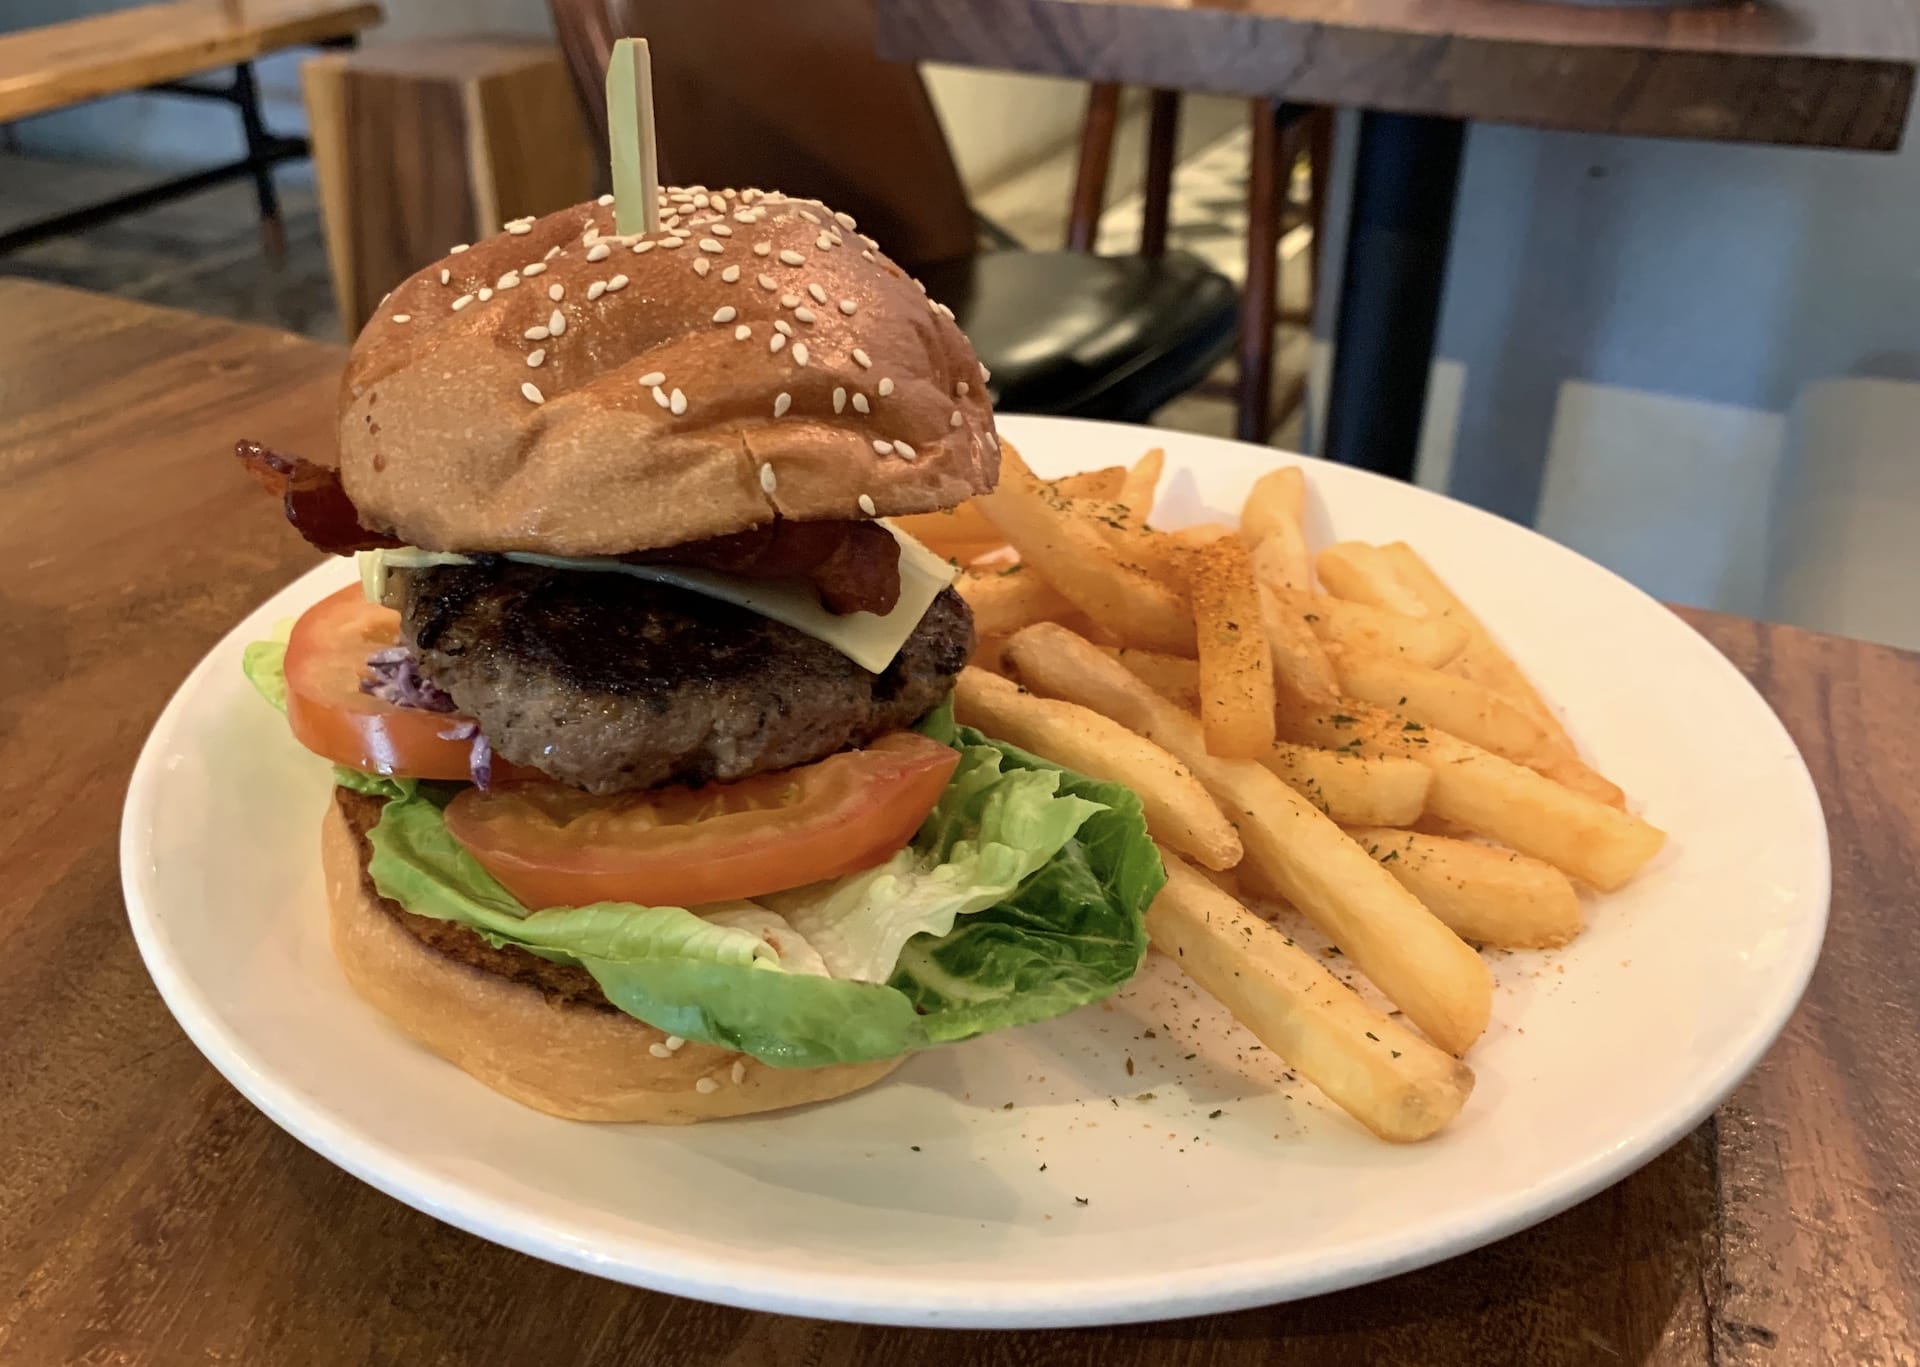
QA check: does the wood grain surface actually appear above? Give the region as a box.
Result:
[874,0,1919,150]
[0,0,382,124]
[2,280,1915,1365]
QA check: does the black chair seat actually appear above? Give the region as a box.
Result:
[918,250,1239,424]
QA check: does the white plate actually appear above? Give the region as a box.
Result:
[122,414,1828,1328]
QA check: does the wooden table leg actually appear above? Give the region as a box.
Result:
[1237,100,1310,443]
[1321,110,1464,479]
[1067,83,1122,252]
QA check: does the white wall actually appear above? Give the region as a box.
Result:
[923,66,1091,192]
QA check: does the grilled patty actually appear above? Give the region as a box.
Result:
[401,560,971,794]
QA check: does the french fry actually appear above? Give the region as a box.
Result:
[957,565,1073,638]
[1105,647,1200,709]
[977,444,1194,654]
[1258,582,1341,708]
[954,668,1242,870]
[1169,522,1237,546]
[892,502,998,549]
[1150,853,1475,1142]
[970,633,1012,676]
[1344,827,1583,949]
[1268,585,1467,669]
[1374,541,1581,757]
[1263,743,1430,827]
[1274,704,1665,891]
[1250,529,1313,593]
[1242,467,1312,591]
[1053,466,1127,500]
[1069,497,1186,585]
[1189,537,1276,758]
[1119,446,1164,516]
[1331,647,1624,806]
[1315,542,1432,618]
[1007,624,1492,1055]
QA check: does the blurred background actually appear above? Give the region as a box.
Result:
[3,0,1914,651]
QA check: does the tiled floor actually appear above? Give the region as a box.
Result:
[1,109,1313,444]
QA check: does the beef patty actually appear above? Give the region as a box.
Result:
[401,560,972,794]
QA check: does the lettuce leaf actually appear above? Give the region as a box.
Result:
[242,637,418,800]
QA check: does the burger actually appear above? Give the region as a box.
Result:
[236,187,1160,1124]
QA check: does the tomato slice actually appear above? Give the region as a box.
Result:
[443,732,961,908]
[284,585,485,780]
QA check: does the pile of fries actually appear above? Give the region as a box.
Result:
[897,443,1668,1143]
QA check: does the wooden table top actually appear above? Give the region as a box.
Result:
[877,0,1919,150]
[0,0,383,124]
[3,279,1916,1364]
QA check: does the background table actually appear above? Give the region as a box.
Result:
[3,280,1915,1364]
[876,0,1920,482]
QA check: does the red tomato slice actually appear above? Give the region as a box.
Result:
[443,732,961,908]
[284,585,485,780]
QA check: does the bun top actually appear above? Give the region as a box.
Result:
[338,189,999,555]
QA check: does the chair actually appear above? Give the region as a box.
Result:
[1069,88,1333,442]
[547,0,1239,423]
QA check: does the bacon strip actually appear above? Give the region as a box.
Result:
[237,440,901,613]
[235,440,401,554]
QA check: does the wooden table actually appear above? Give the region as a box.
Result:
[876,0,1920,483]
[4,281,1916,1364]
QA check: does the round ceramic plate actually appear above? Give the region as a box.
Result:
[122,415,1828,1328]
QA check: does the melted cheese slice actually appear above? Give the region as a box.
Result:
[358,522,956,674]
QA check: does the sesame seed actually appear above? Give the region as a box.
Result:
[878,377,895,397]
[759,463,777,493]
[391,313,411,323]
[671,388,688,415]
[451,294,474,311]
[608,274,629,291]
[858,493,876,515]
[721,265,740,283]
[753,242,772,257]
[524,326,549,340]
[693,192,709,208]
[549,284,564,301]
[833,387,847,413]
[799,209,820,224]
[757,273,777,291]
[895,440,917,460]
[951,410,963,427]
[507,221,532,235]
[957,381,970,396]
[648,1042,671,1059]
[872,439,893,455]
[652,385,670,408]
[632,240,655,254]
[778,249,805,266]
[527,348,547,367]
[699,238,724,254]
[694,257,711,277]
[794,306,815,323]
[734,210,754,223]
[666,1035,685,1051]
[637,370,665,386]
[711,223,733,237]
[980,362,991,382]
[523,262,547,276]
[792,342,810,366]
[734,324,751,340]
[450,243,469,254]
[659,236,684,249]
[587,243,611,262]
[549,309,566,334]
[807,283,828,304]
[775,320,794,337]
[774,392,791,417]
[816,233,835,250]
[476,287,493,301]
[598,192,616,206]
[695,1077,719,1095]
[497,272,518,289]
[438,268,451,284]
[770,334,787,353]
[861,250,872,260]
[834,210,857,230]
[671,227,692,238]
[852,348,872,369]
[839,298,857,316]
[711,305,737,324]
[781,292,801,308]
[915,278,928,294]
[545,245,561,260]
[521,381,544,404]
[586,281,607,301]
[852,392,870,414]
[731,1059,747,1084]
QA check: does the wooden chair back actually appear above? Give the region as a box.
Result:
[546,0,978,270]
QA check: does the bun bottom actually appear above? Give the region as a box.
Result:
[321,800,904,1123]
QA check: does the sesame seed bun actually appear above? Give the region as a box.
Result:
[338,189,999,555]
[322,791,905,1123]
